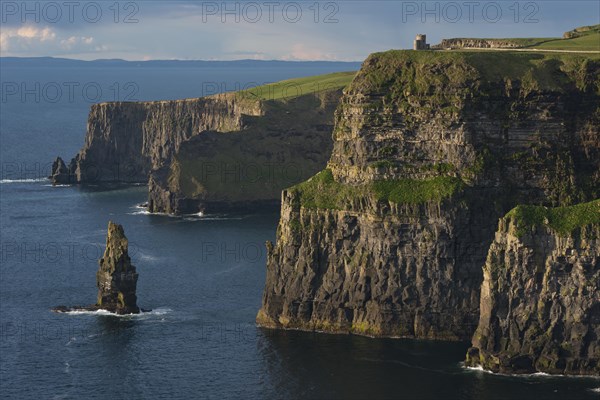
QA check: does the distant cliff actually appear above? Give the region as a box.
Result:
[257,50,600,343]
[68,93,263,183]
[147,89,342,214]
[466,201,600,375]
[54,72,354,214]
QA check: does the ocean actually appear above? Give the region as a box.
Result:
[1,59,598,399]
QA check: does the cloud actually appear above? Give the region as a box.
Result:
[60,36,95,50]
[0,25,104,56]
[1,26,56,51]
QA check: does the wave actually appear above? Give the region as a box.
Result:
[462,364,600,379]
[43,184,71,187]
[129,205,240,220]
[590,388,600,393]
[0,177,48,184]
[61,307,173,318]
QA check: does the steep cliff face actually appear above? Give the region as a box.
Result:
[466,201,600,375]
[257,51,600,341]
[147,90,341,214]
[71,93,263,183]
[56,71,354,213]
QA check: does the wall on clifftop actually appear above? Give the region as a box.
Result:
[257,50,600,341]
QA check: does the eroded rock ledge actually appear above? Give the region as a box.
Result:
[466,201,600,376]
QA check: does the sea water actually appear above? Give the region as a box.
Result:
[1,59,598,399]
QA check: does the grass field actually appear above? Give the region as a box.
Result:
[236,71,356,101]
[533,31,600,51]
[486,25,599,52]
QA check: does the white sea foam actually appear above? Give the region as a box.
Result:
[43,184,71,187]
[62,307,172,318]
[1,177,48,184]
[462,363,600,379]
[589,387,600,393]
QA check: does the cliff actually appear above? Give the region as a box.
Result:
[257,50,600,341]
[55,72,354,214]
[466,201,600,375]
[147,88,342,214]
[68,93,263,183]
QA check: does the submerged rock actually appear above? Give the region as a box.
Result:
[53,221,141,315]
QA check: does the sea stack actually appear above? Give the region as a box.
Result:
[96,222,140,314]
[52,221,141,314]
[49,156,74,185]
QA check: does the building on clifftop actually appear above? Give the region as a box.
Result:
[413,34,430,50]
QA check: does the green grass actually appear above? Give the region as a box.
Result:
[236,71,356,101]
[507,199,600,236]
[289,169,464,210]
[443,25,599,52]
[533,32,600,51]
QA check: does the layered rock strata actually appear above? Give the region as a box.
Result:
[466,201,600,375]
[257,50,600,342]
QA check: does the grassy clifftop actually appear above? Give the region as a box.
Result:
[507,199,600,236]
[349,50,599,98]
[237,71,355,101]
[439,24,600,52]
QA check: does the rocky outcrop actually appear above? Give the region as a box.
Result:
[432,38,522,50]
[49,156,75,185]
[53,221,141,315]
[95,221,140,314]
[147,90,341,214]
[257,50,600,342]
[466,201,600,375]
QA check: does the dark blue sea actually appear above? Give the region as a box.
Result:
[1,58,598,399]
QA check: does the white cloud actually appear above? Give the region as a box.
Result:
[60,36,95,50]
[0,25,104,56]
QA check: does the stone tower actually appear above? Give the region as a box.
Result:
[413,34,430,50]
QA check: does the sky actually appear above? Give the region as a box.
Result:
[0,1,598,61]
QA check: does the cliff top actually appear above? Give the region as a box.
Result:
[236,71,355,101]
[94,71,356,107]
[347,50,599,99]
[435,24,600,52]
